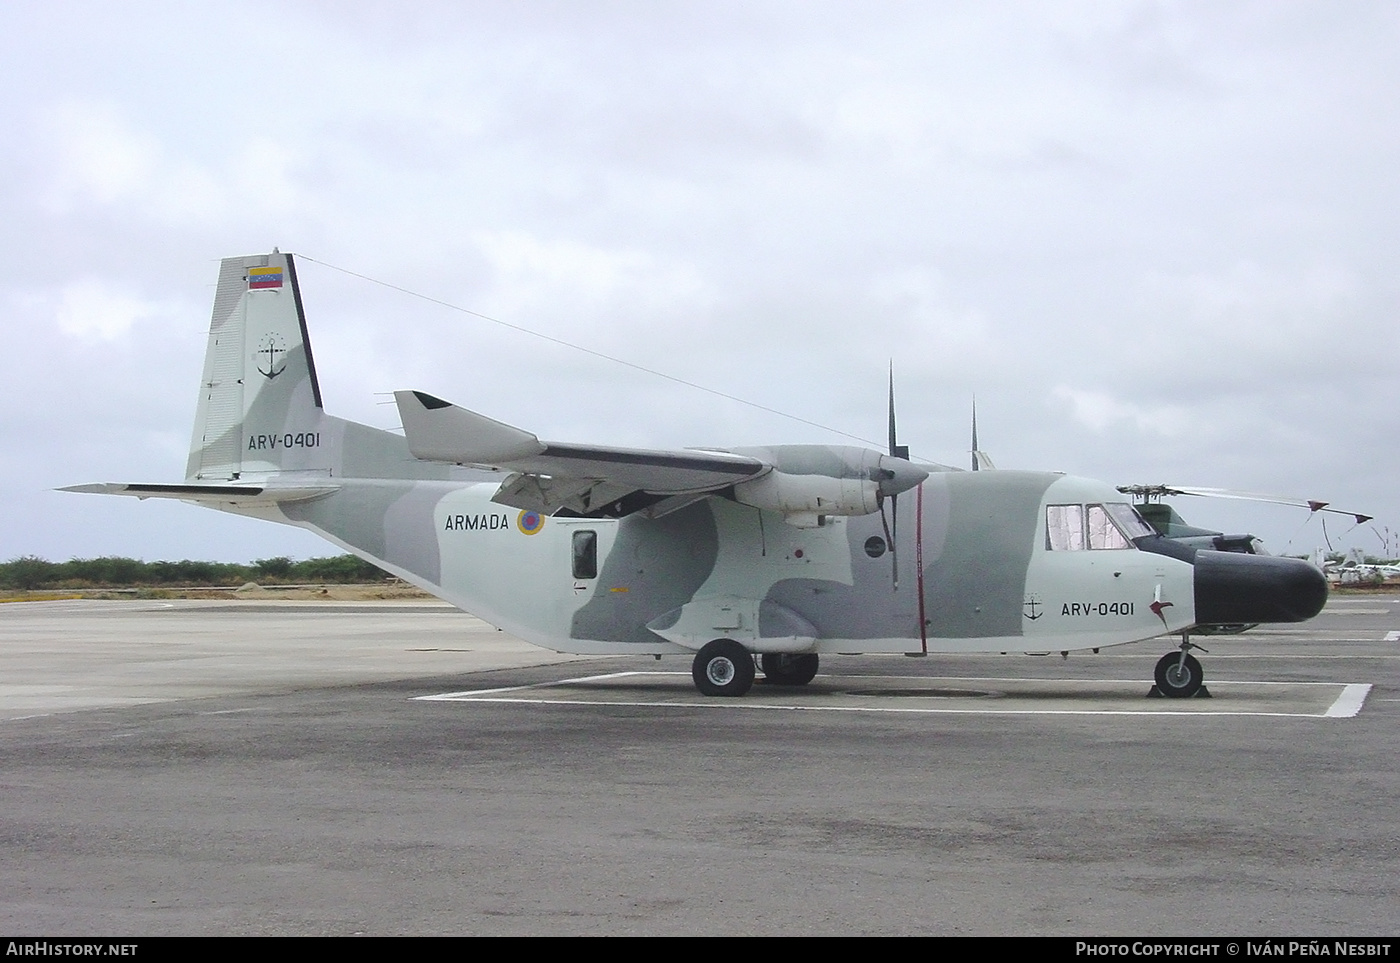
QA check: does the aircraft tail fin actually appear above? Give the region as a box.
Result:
[186,251,329,481]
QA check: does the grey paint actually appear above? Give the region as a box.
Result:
[763,509,918,640]
[760,470,1056,640]
[570,500,719,644]
[205,343,316,468]
[283,480,444,583]
[733,445,868,477]
[337,419,450,482]
[922,471,1054,638]
[185,258,252,479]
[757,599,818,640]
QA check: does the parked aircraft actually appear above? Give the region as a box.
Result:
[66,251,1329,698]
[1119,484,1372,556]
[1325,547,1400,584]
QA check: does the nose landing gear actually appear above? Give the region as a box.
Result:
[1152,635,1211,699]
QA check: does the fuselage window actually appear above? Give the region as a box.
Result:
[572,530,598,579]
[1046,504,1085,551]
[1086,504,1132,550]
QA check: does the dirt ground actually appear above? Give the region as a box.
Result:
[0,583,439,603]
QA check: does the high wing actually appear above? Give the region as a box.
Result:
[59,483,339,506]
[394,390,768,519]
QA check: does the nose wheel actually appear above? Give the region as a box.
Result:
[1152,637,1210,698]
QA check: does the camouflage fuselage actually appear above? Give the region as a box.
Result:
[232,460,1198,657]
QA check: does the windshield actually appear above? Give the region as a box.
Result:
[1104,502,1157,539]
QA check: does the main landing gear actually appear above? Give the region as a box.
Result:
[760,653,820,686]
[692,639,756,696]
[690,642,821,696]
[1152,635,1210,698]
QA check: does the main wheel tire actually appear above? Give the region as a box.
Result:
[760,653,819,686]
[692,639,755,697]
[1154,651,1204,698]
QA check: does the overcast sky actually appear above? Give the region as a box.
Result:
[2,1,1397,564]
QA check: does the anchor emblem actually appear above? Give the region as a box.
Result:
[256,333,287,380]
[1023,595,1043,621]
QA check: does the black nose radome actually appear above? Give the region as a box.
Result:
[1193,551,1328,625]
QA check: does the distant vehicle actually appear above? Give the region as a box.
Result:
[67,251,1330,699]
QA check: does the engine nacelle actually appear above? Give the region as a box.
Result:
[728,444,929,528]
[733,469,881,527]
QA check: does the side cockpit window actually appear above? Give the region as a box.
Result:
[1047,502,1142,551]
[1046,504,1085,551]
[1087,505,1131,549]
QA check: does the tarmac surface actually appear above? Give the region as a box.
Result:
[0,595,1396,935]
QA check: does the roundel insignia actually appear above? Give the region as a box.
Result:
[517,510,545,535]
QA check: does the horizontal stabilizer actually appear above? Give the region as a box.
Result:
[60,483,338,505]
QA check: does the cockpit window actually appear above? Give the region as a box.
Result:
[1047,503,1145,551]
[1087,505,1132,549]
[1104,502,1156,540]
[1046,504,1085,551]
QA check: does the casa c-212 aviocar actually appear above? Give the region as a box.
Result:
[67,251,1329,698]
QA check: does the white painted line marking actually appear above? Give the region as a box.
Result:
[418,672,1371,718]
[1324,684,1372,718]
[416,671,641,701]
[1384,631,1400,641]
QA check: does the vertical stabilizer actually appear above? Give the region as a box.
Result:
[186,251,327,480]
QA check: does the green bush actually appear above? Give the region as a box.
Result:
[255,556,294,579]
[0,554,390,588]
[0,556,58,590]
[290,555,391,582]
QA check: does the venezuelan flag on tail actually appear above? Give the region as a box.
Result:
[247,265,284,289]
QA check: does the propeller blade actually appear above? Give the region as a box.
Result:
[888,365,896,457]
[880,491,899,591]
[885,365,904,589]
[971,396,979,472]
[887,365,908,460]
